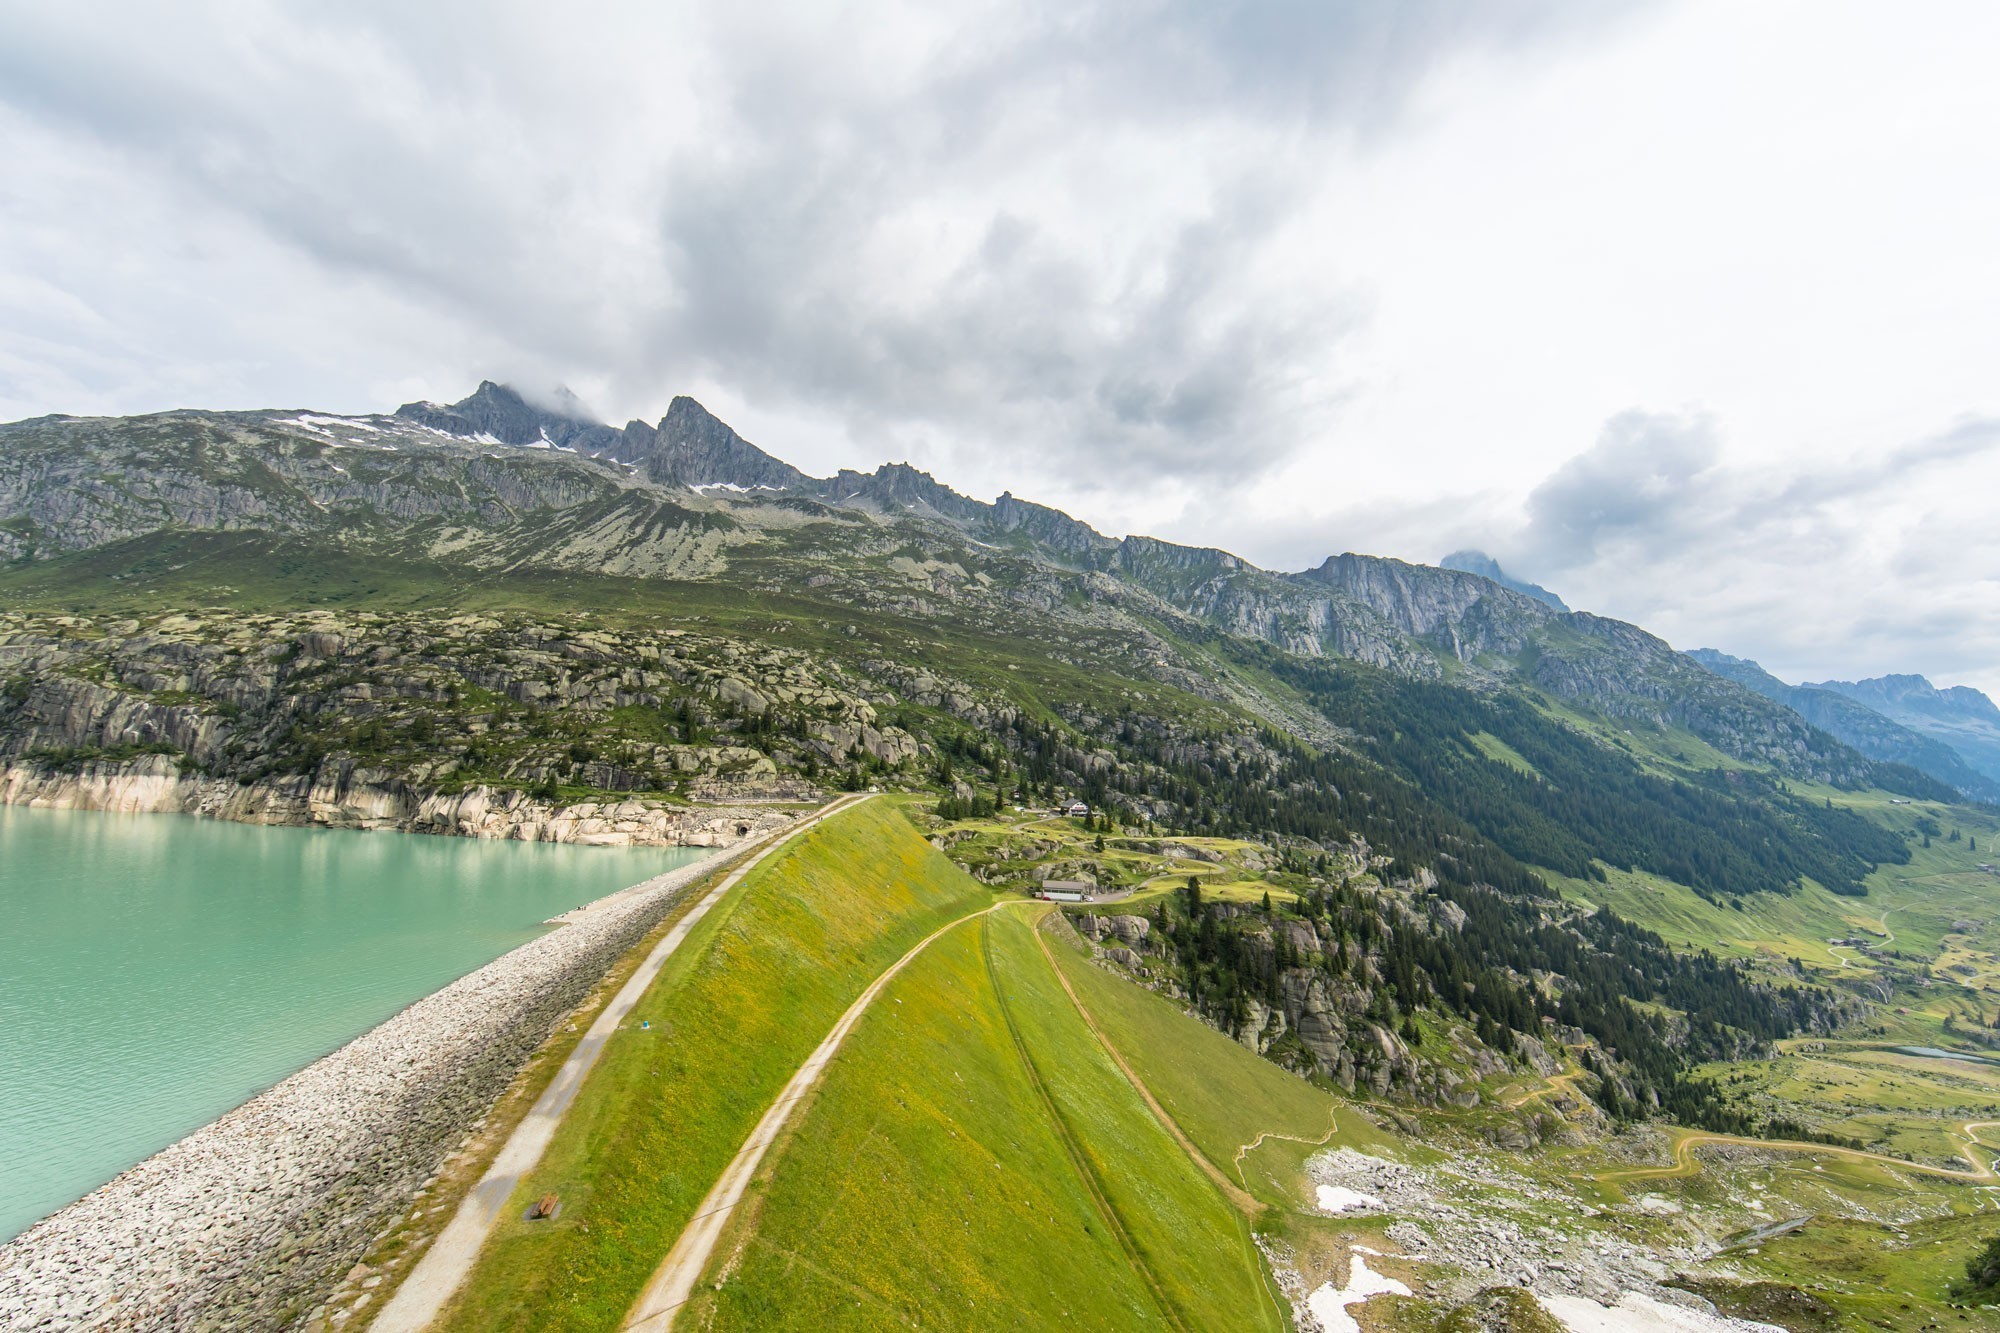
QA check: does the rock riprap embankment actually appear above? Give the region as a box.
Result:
[0,829,782,1330]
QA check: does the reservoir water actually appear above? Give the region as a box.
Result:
[0,805,705,1241]
[1890,1044,2000,1068]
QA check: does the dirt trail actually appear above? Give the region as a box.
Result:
[1601,1123,1998,1186]
[984,916,1188,1333]
[368,794,869,1333]
[1026,912,1264,1216]
[1959,1121,2000,1176]
[1503,1069,1583,1111]
[619,900,1013,1333]
[1232,1112,1339,1190]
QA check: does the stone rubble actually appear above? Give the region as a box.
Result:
[1307,1146,1715,1311]
[0,822,786,1331]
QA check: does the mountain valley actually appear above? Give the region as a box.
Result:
[3,384,1999,1331]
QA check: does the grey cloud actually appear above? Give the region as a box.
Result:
[0,0,1649,486]
[1508,410,2000,579]
[1519,409,1722,565]
[1468,411,2000,691]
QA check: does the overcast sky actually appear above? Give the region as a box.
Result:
[2,0,1996,695]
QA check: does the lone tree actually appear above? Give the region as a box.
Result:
[1963,1233,2000,1296]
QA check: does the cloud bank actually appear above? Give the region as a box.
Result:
[0,0,1634,482]
[1,0,1997,694]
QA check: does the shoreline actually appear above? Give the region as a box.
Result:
[0,755,817,848]
[0,814,795,1330]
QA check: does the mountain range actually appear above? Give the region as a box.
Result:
[1807,673,2000,784]
[8,381,1999,1331]
[16,381,1997,803]
[1438,549,1569,612]
[1689,650,2000,803]
[1,379,1985,811]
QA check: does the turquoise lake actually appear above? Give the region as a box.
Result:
[0,805,704,1241]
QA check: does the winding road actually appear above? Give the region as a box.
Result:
[1600,1118,1999,1187]
[1826,909,1893,971]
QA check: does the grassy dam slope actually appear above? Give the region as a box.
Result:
[422,798,1380,1332]
[682,906,1278,1331]
[431,800,988,1331]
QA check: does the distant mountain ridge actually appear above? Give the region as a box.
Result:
[1688,651,2000,803]
[1806,673,2000,788]
[0,380,1957,802]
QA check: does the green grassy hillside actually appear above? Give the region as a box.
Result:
[430,802,1392,1332]
[430,800,989,1332]
[1032,913,1390,1208]
[682,907,1278,1331]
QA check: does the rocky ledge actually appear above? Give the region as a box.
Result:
[0,754,803,847]
[0,824,786,1330]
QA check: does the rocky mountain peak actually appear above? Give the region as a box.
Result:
[1438,550,1569,611]
[824,462,985,523]
[646,396,812,491]
[989,491,1117,558]
[394,380,624,457]
[396,381,544,445]
[1300,553,1557,636]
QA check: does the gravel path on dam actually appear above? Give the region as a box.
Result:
[0,820,794,1331]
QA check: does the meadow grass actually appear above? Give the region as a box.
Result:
[1732,1207,2000,1331]
[433,800,989,1332]
[1541,861,1894,974]
[1032,914,1390,1210]
[1697,1045,2000,1165]
[1463,730,1540,778]
[686,907,1280,1331]
[988,908,1279,1330]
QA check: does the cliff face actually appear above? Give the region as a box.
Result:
[0,609,913,843]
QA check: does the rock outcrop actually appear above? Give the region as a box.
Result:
[0,757,792,846]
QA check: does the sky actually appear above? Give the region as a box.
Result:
[1,0,1996,695]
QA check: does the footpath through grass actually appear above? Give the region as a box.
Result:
[1035,913,1387,1210]
[686,907,1282,1332]
[432,800,988,1333]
